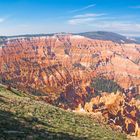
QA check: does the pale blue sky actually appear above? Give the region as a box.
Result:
[0,0,140,36]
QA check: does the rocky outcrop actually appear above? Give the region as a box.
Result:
[76,91,140,137]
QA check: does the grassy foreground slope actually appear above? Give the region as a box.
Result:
[0,86,127,140]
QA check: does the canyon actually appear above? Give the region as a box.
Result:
[1,34,140,98]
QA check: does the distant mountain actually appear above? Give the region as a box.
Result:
[0,31,140,44]
[77,31,139,44]
[0,33,53,39]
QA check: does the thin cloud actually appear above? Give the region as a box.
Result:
[69,4,96,13]
[68,18,94,25]
[87,21,140,36]
[0,18,5,23]
[129,5,140,9]
[68,13,106,25]
[68,17,109,25]
[73,13,106,18]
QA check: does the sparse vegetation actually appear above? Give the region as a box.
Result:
[0,85,126,140]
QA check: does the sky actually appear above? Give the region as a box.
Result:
[0,0,140,36]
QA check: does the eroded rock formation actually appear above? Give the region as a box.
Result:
[0,34,140,110]
[76,90,140,137]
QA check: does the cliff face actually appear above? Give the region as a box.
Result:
[0,35,140,109]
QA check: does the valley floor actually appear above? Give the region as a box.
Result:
[0,86,127,140]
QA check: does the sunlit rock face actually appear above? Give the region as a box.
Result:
[0,34,140,108]
[75,91,140,137]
